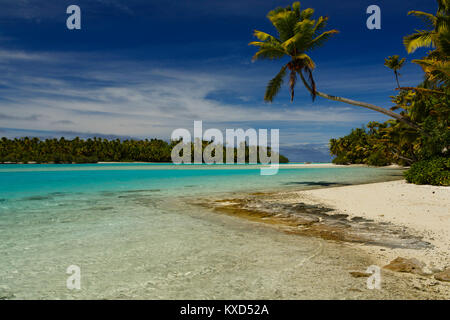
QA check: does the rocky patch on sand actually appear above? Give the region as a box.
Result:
[383,257,450,283]
[383,257,427,275]
[193,193,432,251]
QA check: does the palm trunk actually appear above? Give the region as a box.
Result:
[298,72,421,131]
[395,71,400,89]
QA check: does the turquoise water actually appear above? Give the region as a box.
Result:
[0,164,405,299]
[0,163,403,200]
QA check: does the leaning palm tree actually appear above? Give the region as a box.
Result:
[250,2,420,129]
[384,55,406,88]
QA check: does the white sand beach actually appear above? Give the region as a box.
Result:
[293,180,450,271]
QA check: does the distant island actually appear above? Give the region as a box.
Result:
[0,137,289,164]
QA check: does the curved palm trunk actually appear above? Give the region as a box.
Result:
[298,72,421,130]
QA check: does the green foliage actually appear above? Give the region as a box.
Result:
[0,137,173,163]
[367,150,391,167]
[331,0,449,181]
[329,90,449,167]
[384,55,406,71]
[250,1,338,102]
[279,154,290,164]
[404,157,450,186]
[404,0,450,85]
[0,137,289,164]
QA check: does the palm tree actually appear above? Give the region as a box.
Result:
[404,0,449,85]
[250,1,420,130]
[404,0,449,53]
[249,2,338,102]
[384,55,406,88]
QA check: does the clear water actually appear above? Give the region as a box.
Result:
[0,164,406,299]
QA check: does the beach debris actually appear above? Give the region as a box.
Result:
[383,257,426,275]
[434,268,450,282]
[349,271,371,278]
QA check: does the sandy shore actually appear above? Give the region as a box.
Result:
[294,180,449,271]
[201,177,449,298]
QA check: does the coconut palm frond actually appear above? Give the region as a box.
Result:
[265,65,288,102]
[408,11,437,29]
[404,30,435,53]
[300,8,315,20]
[313,16,329,33]
[249,42,287,61]
[253,30,281,43]
[309,29,339,51]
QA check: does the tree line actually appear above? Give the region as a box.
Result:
[0,137,288,164]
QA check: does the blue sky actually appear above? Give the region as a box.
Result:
[0,0,438,160]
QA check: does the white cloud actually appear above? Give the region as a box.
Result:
[0,49,389,144]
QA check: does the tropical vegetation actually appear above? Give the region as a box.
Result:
[251,0,449,185]
[0,137,288,164]
[404,157,450,185]
[250,1,420,129]
[384,55,406,88]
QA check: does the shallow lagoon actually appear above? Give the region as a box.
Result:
[1,164,416,299]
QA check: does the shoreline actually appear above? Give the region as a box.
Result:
[0,161,405,167]
[203,179,449,297]
[294,180,449,269]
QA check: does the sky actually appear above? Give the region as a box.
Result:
[0,0,438,161]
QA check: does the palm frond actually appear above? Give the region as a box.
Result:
[413,57,450,85]
[300,8,315,20]
[249,40,287,61]
[403,30,434,53]
[438,0,450,12]
[292,1,301,19]
[309,29,339,51]
[313,16,329,34]
[267,9,299,42]
[408,10,437,29]
[437,30,450,56]
[253,30,281,43]
[281,19,316,52]
[251,46,286,61]
[265,65,288,102]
